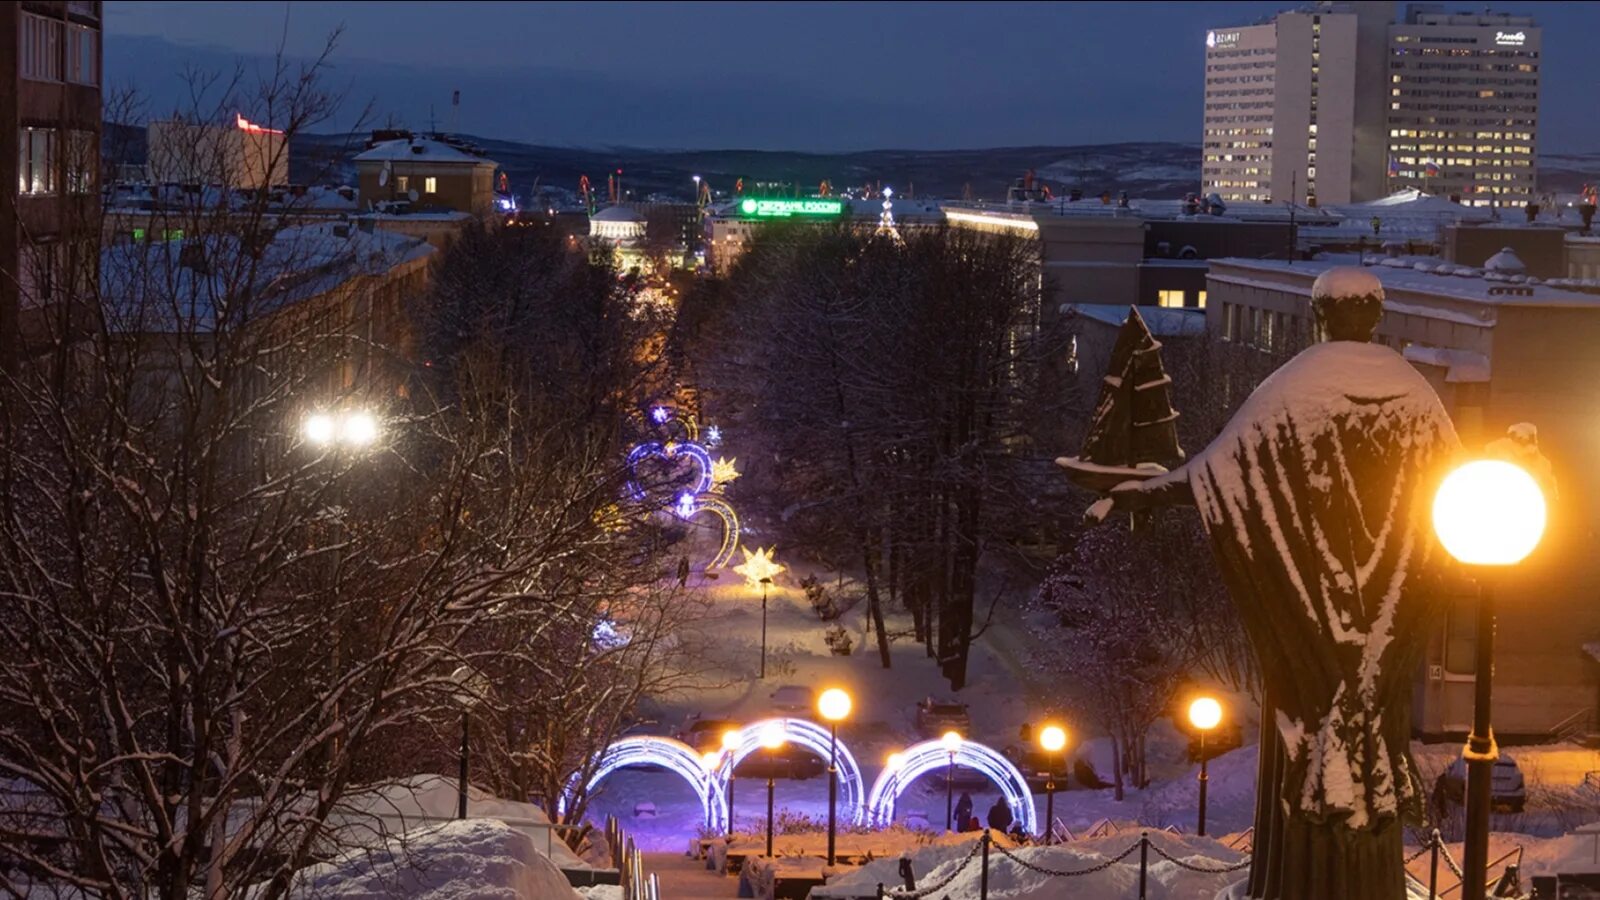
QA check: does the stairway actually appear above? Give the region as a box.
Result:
[643,851,741,900]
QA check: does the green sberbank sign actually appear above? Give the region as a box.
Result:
[738,198,845,218]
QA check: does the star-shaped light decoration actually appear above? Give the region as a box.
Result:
[711,456,740,492]
[732,545,785,589]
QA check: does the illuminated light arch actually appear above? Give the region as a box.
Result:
[675,493,741,570]
[625,440,714,500]
[717,718,866,826]
[560,735,726,833]
[866,739,1037,835]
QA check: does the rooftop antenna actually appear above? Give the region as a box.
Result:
[428,104,436,135]
[1286,170,1298,266]
[449,89,460,135]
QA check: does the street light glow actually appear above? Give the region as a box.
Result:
[818,688,852,722]
[1039,725,1068,753]
[759,722,787,750]
[941,731,962,754]
[1189,697,1223,731]
[885,751,905,772]
[1433,459,1547,566]
[302,413,336,445]
[702,750,721,771]
[341,411,379,447]
[722,730,741,752]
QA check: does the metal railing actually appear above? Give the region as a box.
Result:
[607,815,660,900]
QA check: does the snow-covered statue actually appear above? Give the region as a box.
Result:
[1077,268,1459,898]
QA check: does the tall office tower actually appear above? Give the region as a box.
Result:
[1387,5,1540,208]
[1204,2,1395,206]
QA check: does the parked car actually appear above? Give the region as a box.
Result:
[1435,753,1526,813]
[734,744,827,781]
[1002,744,1073,791]
[677,716,740,754]
[915,698,973,740]
[769,685,816,716]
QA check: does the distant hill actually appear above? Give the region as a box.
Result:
[103,123,1597,205]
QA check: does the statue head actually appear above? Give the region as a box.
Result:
[1311,267,1384,343]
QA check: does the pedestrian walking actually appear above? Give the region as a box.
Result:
[987,797,1013,834]
[953,792,973,832]
[676,556,690,586]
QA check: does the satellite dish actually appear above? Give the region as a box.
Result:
[378,162,390,187]
[407,189,419,202]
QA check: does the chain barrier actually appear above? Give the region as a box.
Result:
[1145,839,1254,874]
[991,836,1146,878]
[886,836,984,899]
[1405,839,1436,866]
[1438,839,1466,881]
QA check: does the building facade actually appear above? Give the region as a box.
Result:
[354,134,498,218]
[1206,254,1600,741]
[1387,7,1540,208]
[146,114,288,190]
[1204,2,1540,210]
[2,0,101,368]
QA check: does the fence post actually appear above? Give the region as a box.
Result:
[1429,829,1440,899]
[1138,832,1149,900]
[980,829,990,900]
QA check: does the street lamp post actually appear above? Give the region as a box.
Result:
[1432,459,1546,900]
[304,409,381,762]
[941,731,962,833]
[1188,698,1223,837]
[722,730,740,835]
[1038,725,1068,845]
[449,666,487,821]
[759,723,786,857]
[818,688,852,866]
[759,576,772,679]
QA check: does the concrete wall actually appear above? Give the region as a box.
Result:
[1445,224,1566,279]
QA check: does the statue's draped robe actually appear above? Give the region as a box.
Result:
[1185,342,1458,899]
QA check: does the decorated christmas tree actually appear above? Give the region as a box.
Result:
[1056,306,1185,491]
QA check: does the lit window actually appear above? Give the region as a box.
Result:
[18,127,57,195]
[1197,291,1208,309]
[1158,290,1187,308]
[424,176,437,194]
[396,175,409,192]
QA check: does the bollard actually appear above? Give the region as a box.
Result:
[876,882,886,899]
[1429,829,1440,899]
[1138,832,1149,900]
[980,829,990,900]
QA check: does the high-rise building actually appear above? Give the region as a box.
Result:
[1203,2,1540,210]
[2,1,102,369]
[1202,23,1278,202]
[1203,2,1395,207]
[146,114,289,190]
[1387,6,1540,208]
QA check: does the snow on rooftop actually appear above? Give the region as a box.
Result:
[1065,303,1207,337]
[354,137,494,165]
[1211,255,1600,310]
[1402,345,1491,383]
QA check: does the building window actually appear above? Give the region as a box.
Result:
[1158,289,1186,308]
[1197,290,1208,309]
[67,24,97,85]
[424,176,437,194]
[18,127,57,195]
[65,130,95,193]
[20,13,64,82]
[396,175,409,192]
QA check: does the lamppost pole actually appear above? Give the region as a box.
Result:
[765,774,776,857]
[1462,579,1496,900]
[1188,697,1222,838]
[945,754,955,833]
[818,688,851,867]
[758,723,785,857]
[1197,730,1209,838]
[759,576,771,679]
[458,708,470,820]
[1431,459,1546,900]
[1038,725,1067,845]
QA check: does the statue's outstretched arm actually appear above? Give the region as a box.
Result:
[1084,466,1196,524]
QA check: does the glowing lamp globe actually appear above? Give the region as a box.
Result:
[722,730,741,752]
[303,413,336,446]
[759,722,787,750]
[701,751,721,772]
[1433,459,1546,566]
[1039,725,1068,753]
[818,688,852,722]
[885,752,905,772]
[341,411,379,447]
[1189,697,1223,731]
[940,731,962,755]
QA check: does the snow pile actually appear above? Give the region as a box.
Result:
[813,832,1247,899]
[285,818,581,899]
[328,774,586,870]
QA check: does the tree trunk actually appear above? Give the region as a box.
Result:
[859,533,892,669]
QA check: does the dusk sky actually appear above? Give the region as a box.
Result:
[106,1,1600,152]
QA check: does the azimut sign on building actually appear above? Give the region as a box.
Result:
[1494,30,1527,46]
[1206,30,1241,48]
